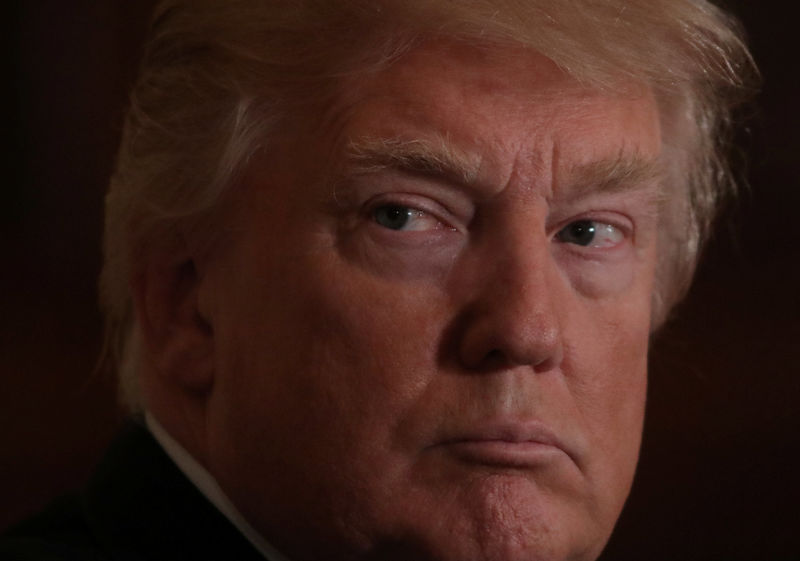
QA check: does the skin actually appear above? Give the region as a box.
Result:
[138,41,664,561]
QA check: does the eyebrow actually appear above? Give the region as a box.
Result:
[566,152,665,197]
[342,136,664,198]
[343,136,483,186]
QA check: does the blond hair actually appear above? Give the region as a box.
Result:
[101,0,756,409]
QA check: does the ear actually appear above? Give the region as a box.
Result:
[132,237,215,397]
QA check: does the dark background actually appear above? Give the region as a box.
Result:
[3,2,798,560]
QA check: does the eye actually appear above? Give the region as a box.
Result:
[556,219,624,248]
[373,204,444,232]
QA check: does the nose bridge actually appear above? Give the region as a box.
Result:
[457,216,565,371]
[498,221,562,348]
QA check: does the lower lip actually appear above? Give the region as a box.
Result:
[445,440,564,468]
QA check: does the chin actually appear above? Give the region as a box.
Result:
[357,475,611,561]
[371,521,603,561]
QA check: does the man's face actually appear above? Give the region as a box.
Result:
[199,41,662,561]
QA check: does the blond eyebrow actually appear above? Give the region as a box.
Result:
[567,152,665,197]
[344,136,482,186]
[343,137,664,200]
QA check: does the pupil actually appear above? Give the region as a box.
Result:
[376,205,411,230]
[567,221,595,246]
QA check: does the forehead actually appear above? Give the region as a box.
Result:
[326,40,662,194]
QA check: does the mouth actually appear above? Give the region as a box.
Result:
[437,421,573,469]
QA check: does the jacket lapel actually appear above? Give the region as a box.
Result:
[83,420,268,561]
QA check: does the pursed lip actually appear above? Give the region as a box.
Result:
[437,420,576,469]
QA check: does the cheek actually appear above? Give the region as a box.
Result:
[205,247,455,554]
[595,330,648,448]
[210,243,446,456]
[575,293,650,436]
[560,265,652,467]
[566,298,650,516]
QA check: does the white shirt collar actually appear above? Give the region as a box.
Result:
[144,412,293,561]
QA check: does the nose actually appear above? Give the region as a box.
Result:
[456,230,564,373]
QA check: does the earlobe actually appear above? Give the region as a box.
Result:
[133,243,215,396]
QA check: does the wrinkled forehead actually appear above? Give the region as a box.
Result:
[310,39,663,195]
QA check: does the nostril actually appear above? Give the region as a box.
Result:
[485,349,504,363]
[465,348,509,373]
[483,349,508,366]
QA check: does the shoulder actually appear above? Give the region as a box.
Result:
[1,421,264,561]
[0,496,109,560]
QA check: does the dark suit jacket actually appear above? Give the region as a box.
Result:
[0,421,267,560]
